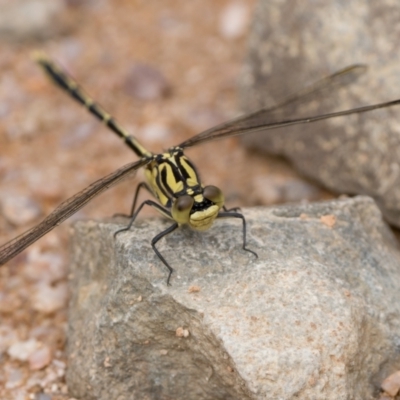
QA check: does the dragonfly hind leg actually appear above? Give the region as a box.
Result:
[217,210,258,258]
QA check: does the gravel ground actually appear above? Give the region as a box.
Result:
[0,1,334,399]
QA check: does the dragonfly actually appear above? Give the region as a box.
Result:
[1,55,400,284]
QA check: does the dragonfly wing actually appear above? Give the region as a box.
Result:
[179,98,400,149]
[179,64,368,149]
[0,158,150,266]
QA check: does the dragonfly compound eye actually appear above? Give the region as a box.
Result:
[171,195,194,224]
[203,185,224,208]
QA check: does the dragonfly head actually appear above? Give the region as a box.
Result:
[171,185,224,231]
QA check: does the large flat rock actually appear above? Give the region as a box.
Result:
[240,0,400,227]
[67,196,400,400]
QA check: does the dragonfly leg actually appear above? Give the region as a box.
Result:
[151,222,179,285]
[114,199,171,237]
[114,199,177,284]
[222,205,241,213]
[217,211,258,259]
[113,182,153,218]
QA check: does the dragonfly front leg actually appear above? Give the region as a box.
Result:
[151,222,179,285]
[217,211,258,258]
[222,205,241,213]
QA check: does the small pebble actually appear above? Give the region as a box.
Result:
[29,345,52,370]
[188,285,201,293]
[52,359,66,377]
[0,289,23,313]
[1,194,42,226]
[0,325,19,354]
[32,282,68,313]
[320,214,336,228]
[30,325,55,342]
[175,327,189,338]
[60,383,68,393]
[139,123,171,142]
[219,1,250,39]
[184,107,226,131]
[103,356,111,368]
[5,367,24,389]
[24,250,67,283]
[8,338,39,361]
[32,181,63,202]
[124,63,170,101]
[381,370,400,397]
[60,122,95,148]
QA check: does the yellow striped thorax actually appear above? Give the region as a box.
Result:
[144,146,224,231]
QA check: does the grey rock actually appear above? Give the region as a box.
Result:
[0,0,66,41]
[252,175,322,205]
[67,196,400,400]
[240,0,400,227]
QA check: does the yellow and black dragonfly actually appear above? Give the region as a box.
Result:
[0,56,399,284]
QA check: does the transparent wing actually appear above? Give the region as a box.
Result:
[0,158,149,266]
[179,99,400,149]
[178,64,400,149]
[240,64,367,119]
